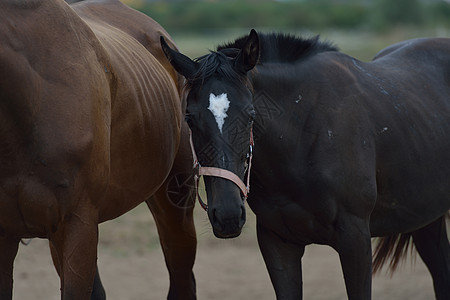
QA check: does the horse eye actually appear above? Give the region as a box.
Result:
[185,114,193,127]
[249,110,256,122]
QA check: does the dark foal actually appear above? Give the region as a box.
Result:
[161,30,450,299]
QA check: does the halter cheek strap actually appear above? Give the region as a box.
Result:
[190,128,254,211]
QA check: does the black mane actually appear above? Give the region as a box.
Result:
[188,50,248,87]
[217,32,338,64]
[187,32,337,87]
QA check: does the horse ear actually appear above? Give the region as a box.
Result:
[234,29,260,74]
[160,36,197,80]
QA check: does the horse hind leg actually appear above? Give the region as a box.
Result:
[0,236,20,300]
[412,215,450,300]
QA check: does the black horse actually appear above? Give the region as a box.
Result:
[161,30,450,299]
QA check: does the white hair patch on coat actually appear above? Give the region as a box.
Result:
[208,93,230,134]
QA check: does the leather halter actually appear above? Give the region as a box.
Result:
[189,127,254,211]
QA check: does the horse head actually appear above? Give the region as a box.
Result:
[161,30,259,238]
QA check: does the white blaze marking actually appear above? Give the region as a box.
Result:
[208,93,230,134]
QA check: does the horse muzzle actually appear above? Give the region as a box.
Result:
[206,180,247,238]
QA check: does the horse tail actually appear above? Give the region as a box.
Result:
[372,233,414,275]
[374,211,450,274]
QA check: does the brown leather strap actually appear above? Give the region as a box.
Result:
[199,166,248,197]
[189,128,253,211]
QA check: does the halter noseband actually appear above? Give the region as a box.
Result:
[189,127,254,211]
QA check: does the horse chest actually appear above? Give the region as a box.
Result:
[249,193,337,245]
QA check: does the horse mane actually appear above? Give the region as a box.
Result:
[188,50,249,88]
[66,0,85,3]
[217,32,338,64]
[186,33,336,88]
[2,0,43,8]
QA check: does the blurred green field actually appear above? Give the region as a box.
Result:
[170,27,449,62]
[129,0,450,61]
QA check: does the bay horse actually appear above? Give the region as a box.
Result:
[0,0,196,299]
[161,30,450,299]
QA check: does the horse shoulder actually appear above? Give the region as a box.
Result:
[251,54,378,243]
[298,54,380,211]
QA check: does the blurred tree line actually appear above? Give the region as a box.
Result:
[130,0,450,33]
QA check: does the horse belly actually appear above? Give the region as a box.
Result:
[365,70,450,235]
[371,166,450,236]
[371,131,450,235]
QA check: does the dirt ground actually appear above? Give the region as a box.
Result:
[13,203,439,300]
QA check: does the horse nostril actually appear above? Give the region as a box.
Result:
[212,208,218,224]
[210,208,225,233]
[240,205,246,224]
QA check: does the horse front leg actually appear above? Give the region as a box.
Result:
[51,244,105,300]
[333,214,372,300]
[90,267,106,300]
[0,236,19,300]
[256,222,305,299]
[49,200,99,300]
[146,171,197,300]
